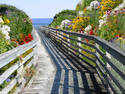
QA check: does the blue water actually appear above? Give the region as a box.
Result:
[32,18,53,29]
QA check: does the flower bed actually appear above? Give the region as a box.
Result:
[58,0,125,50]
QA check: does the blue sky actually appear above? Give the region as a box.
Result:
[0,0,80,18]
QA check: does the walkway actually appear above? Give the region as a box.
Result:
[23,29,107,94]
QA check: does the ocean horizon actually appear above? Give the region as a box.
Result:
[32,18,53,29]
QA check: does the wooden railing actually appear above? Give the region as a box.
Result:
[43,26,125,94]
[0,29,38,94]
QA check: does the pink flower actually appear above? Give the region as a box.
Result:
[30,19,32,22]
[114,10,119,15]
[106,10,112,16]
[24,18,27,22]
[121,8,125,14]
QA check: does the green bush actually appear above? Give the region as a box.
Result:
[49,10,77,28]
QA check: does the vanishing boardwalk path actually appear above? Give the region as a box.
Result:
[23,29,107,94]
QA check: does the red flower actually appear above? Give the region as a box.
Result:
[115,35,120,38]
[28,34,33,39]
[23,34,33,44]
[11,39,19,44]
[85,39,89,43]
[89,30,94,35]
[20,42,24,45]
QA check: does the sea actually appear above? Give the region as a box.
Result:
[32,18,53,30]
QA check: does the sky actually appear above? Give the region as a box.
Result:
[0,0,80,18]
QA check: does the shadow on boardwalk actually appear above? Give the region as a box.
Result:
[39,31,107,94]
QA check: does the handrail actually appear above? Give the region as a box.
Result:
[47,27,125,65]
[0,29,38,94]
[43,26,125,94]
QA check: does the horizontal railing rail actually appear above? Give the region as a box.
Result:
[43,26,125,94]
[0,29,38,94]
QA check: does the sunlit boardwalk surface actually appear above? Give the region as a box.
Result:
[23,29,107,94]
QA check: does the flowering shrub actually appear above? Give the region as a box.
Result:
[50,10,77,28]
[99,0,123,15]
[0,5,33,54]
[70,16,90,32]
[97,8,125,41]
[0,5,33,44]
[90,0,100,9]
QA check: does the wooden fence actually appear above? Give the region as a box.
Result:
[44,26,125,94]
[0,29,38,94]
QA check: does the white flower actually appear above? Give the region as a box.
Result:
[2,25,10,32]
[5,32,10,40]
[99,19,106,28]
[0,17,4,24]
[1,29,10,40]
[60,19,71,29]
[113,2,125,12]
[85,25,92,32]
[0,25,11,40]
[86,6,92,11]
[61,19,70,25]
[78,11,84,16]
[84,32,88,34]
[90,0,100,9]
[78,1,83,5]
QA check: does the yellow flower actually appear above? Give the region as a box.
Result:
[119,37,123,40]
[5,19,10,24]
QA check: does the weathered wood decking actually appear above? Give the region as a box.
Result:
[22,29,107,94]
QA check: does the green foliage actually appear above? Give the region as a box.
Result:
[49,10,77,28]
[85,9,100,29]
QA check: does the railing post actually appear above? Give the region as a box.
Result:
[78,37,82,57]
[106,52,113,94]
[33,46,38,67]
[106,52,111,70]
[95,43,113,93]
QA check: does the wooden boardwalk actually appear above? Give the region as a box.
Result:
[23,30,107,94]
